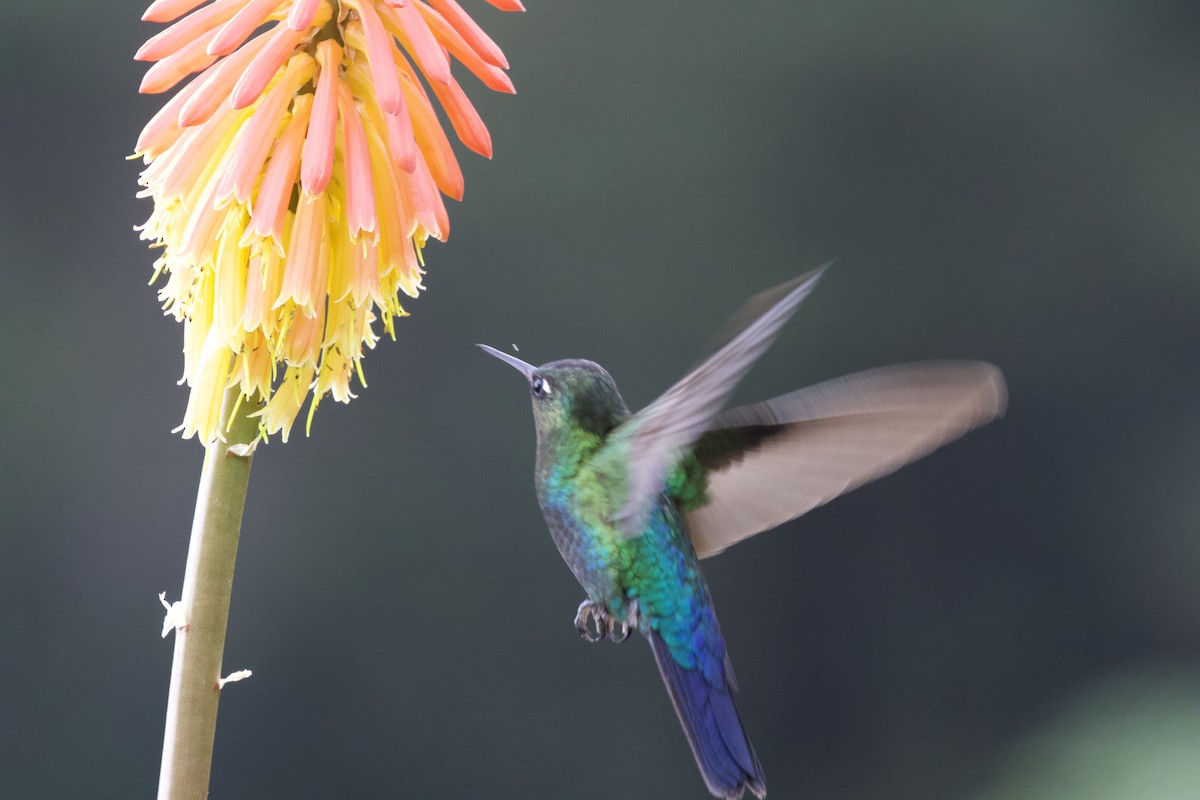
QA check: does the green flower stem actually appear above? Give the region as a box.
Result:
[158,388,261,800]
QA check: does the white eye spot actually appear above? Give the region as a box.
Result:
[532,376,552,398]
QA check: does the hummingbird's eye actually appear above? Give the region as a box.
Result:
[532,376,551,398]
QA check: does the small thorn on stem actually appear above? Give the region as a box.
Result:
[217,669,253,690]
[226,441,258,459]
[159,592,187,638]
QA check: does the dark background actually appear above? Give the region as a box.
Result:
[3,2,1200,798]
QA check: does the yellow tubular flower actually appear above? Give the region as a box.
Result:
[135,0,520,442]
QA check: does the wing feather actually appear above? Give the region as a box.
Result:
[593,267,829,538]
[687,361,1007,558]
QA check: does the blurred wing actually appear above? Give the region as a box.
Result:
[593,267,828,538]
[686,361,1007,558]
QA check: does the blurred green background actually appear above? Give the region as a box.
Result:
[3,1,1200,798]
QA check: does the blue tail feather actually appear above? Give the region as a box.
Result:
[649,632,766,799]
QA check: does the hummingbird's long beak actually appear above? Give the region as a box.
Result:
[477,344,537,379]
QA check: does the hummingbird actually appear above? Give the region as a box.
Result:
[479,267,1006,799]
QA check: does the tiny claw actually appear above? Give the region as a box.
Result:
[574,599,609,643]
[609,599,638,644]
[608,620,631,643]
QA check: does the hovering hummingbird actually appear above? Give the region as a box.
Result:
[480,267,1006,799]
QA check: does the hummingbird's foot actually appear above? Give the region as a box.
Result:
[607,618,631,643]
[608,599,638,644]
[574,599,610,643]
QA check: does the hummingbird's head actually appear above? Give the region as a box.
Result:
[478,345,629,443]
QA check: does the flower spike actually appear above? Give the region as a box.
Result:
[136,0,520,443]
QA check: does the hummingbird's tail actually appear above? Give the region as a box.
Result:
[649,631,766,799]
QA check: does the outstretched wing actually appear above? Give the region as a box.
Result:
[686,361,1007,558]
[590,267,829,538]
